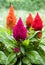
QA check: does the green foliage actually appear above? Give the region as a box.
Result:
[0,27,17,65]
[0,0,45,11]
[6,53,17,65]
[20,46,25,55]
[22,57,31,65]
[0,26,45,65]
[26,51,44,65]
[0,27,17,52]
[0,51,7,64]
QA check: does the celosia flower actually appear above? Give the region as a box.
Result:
[6,4,16,30]
[26,13,33,28]
[13,18,27,41]
[14,47,19,53]
[32,13,43,31]
[37,32,42,39]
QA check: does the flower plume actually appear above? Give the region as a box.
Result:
[6,5,16,30]
[26,13,33,28]
[32,13,43,31]
[13,18,27,40]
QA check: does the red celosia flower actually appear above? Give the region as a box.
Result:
[14,47,19,53]
[13,18,27,41]
[32,13,43,31]
[26,13,33,28]
[6,5,16,30]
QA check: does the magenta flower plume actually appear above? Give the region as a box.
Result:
[14,48,19,53]
[13,18,27,40]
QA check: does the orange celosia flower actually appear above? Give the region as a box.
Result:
[26,13,33,28]
[6,4,16,31]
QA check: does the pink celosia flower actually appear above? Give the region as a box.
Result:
[13,18,27,40]
[14,48,19,53]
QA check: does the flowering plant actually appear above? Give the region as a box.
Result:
[0,6,45,65]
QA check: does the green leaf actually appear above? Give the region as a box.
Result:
[26,51,44,65]
[0,51,7,64]
[29,31,41,39]
[40,45,45,52]
[30,38,40,42]
[23,39,30,46]
[0,30,17,52]
[22,57,31,65]
[27,63,31,65]
[6,53,17,65]
[20,46,25,55]
[7,29,12,35]
[37,46,45,65]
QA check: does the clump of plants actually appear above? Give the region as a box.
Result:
[0,5,45,65]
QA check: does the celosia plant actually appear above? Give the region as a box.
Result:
[13,18,27,41]
[6,4,16,31]
[26,13,33,28]
[32,13,43,38]
[0,13,45,65]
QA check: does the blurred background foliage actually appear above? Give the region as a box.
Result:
[0,0,45,11]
